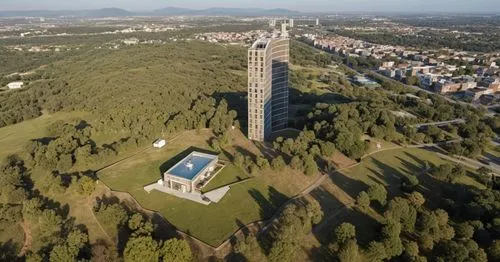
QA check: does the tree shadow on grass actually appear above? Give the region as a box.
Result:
[370,158,406,187]
[308,185,380,259]
[233,145,257,163]
[327,171,370,200]
[0,240,19,261]
[402,151,433,169]
[248,186,288,219]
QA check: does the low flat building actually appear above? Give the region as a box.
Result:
[466,87,493,101]
[161,152,219,193]
[7,81,23,89]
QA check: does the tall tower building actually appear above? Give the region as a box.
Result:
[247,26,289,141]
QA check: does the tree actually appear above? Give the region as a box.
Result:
[384,197,417,232]
[76,176,95,196]
[94,203,128,237]
[123,236,159,262]
[256,156,270,170]
[432,163,453,181]
[50,229,89,262]
[488,240,500,261]
[50,244,77,262]
[271,156,286,171]
[159,238,192,262]
[268,238,296,262]
[234,152,244,168]
[320,141,336,157]
[403,240,420,259]
[356,191,370,209]
[56,153,73,172]
[454,223,474,240]
[367,241,387,261]
[407,191,425,208]
[290,155,303,171]
[303,155,319,176]
[338,239,360,262]
[401,175,419,192]
[434,240,469,262]
[234,233,266,261]
[335,223,356,244]
[367,184,387,206]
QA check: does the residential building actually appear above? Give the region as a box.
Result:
[466,87,493,101]
[435,80,462,94]
[247,25,289,141]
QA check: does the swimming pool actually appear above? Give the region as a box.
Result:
[167,152,217,181]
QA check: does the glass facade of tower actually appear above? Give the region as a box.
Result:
[247,37,289,141]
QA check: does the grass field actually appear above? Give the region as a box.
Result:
[98,129,317,246]
[0,220,24,254]
[0,111,90,162]
[310,147,485,246]
[201,164,251,193]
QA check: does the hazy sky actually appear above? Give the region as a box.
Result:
[1,0,499,13]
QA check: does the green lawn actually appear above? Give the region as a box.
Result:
[342,147,484,193]
[0,220,24,254]
[98,130,305,246]
[202,164,251,193]
[312,147,486,247]
[0,111,90,162]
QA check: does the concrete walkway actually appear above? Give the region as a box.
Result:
[144,183,210,205]
[203,186,230,203]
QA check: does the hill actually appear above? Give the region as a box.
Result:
[0,42,248,137]
[0,8,135,17]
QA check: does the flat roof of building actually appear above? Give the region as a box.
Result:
[165,152,217,181]
[251,38,269,49]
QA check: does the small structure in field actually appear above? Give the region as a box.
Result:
[153,139,166,148]
[143,151,228,204]
[162,152,218,193]
[7,81,24,89]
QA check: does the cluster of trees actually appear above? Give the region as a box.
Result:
[444,117,495,158]
[23,121,143,177]
[331,28,500,53]
[166,96,237,136]
[272,130,334,175]
[349,187,493,262]
[0,87,42,127]
[23,197,90,261]
[93,201,192,262]
[303,102,402,159]
[344,55,382,70]
[432,163,466,183]
[291,40,334,67]
[1,42,247,142]
[233,198,323,261]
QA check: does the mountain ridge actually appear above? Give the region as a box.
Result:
[0,7,302,17]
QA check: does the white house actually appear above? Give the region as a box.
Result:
[7,81,24,89]
[153,139,166,148]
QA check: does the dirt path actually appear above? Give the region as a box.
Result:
[87,186,114,244]
[18,220,32,257]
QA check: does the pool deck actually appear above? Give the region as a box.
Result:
[203,186,230,203]
[143,183,231,205]
[144,183,211,205]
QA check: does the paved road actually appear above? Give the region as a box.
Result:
[414,119,465,129]
[368,69,497,116]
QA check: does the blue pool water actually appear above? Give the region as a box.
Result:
[169,154,213,180]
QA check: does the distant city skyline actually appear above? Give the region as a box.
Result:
[0,0,499,13]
